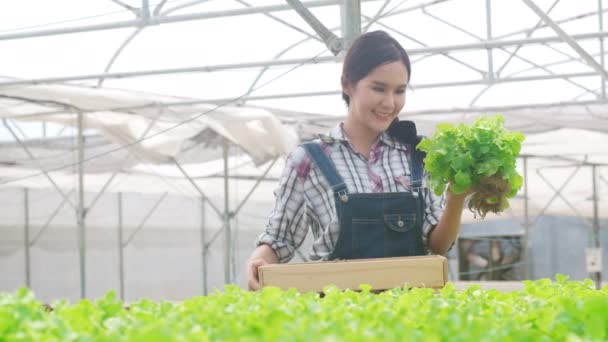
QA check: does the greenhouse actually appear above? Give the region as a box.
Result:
[0,1,607,339]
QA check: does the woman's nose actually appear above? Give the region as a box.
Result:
[381,93,395,111]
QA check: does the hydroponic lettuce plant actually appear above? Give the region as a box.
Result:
[1,276,607,341]
[417,115,524,218]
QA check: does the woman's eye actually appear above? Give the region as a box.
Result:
[372,87,384,92]
[396,89,406,94]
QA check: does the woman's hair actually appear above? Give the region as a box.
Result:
[341,30,411,106]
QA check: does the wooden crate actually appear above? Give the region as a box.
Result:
[259,255,447,292]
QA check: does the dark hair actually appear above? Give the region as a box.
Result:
[341,30,411,106]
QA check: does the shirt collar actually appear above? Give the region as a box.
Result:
[322,122,409,152]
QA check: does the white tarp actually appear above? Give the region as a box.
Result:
[0,81,299,167]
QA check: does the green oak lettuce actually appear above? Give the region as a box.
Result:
[417,115,525,218]
[1,276,607,341]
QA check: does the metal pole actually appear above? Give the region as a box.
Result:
[485,0,494,80]
[591,165,602,289]
[0,56,335,87]
[3,29,608,88]
[142,0,151,20]
[201,198,208,295]
[2,119,76,210]
[341,0,361,50]
[232,158,279,216]
[223,141,231,284]
[522,0,608,81]
[285,0,344,55]
[172,158,223,217]
[401,98,608,116]
[24,188,30,287]
[77,111,86,299]
[30,190,76,246]
[600,0,606,99]
[118,192,125,301]
[123,193,168,246]
[522,156,531,280]
[0,0,375,42]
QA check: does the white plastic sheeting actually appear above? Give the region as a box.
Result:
[0,81,299,168]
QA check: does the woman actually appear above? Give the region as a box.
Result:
[247,30,469,291]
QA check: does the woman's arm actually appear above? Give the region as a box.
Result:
[247,148,311,290]
[427,190,468,255]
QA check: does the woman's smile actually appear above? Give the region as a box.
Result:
[373,110,395,120]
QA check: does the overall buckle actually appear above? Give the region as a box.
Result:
[336,189,349,203]
[410,181,423,198]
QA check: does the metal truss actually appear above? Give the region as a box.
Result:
[0,0,607,115]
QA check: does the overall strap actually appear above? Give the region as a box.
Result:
[302,143,348,197]
[410,149,424,193]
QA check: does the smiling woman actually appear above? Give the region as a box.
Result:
[246,30,472,291]
[340,30,410,158]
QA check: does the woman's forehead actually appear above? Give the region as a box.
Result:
[363,61,409,85]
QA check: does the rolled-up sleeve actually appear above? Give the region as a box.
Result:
[255,153,310,263]
[421,170,447,254]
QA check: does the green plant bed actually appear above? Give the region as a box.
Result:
[1,275,607,341]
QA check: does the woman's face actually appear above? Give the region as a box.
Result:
[343,61,408,136]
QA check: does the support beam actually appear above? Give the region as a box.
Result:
[15,81,608,122]
[0,57,335,87]
[99,0,214,87]
[495,0,560,78]
[522,0,608,81]
[341,0,361,49]
[30,189,76,246]
[200,198,208,295]
[522,156,530,280]
[223,141,232,284]
[23,188,31,287]
[4,31,608,88]
[0,1,381,42]
[362,0,390,32]
[141,0,151,21]
[369,14,488,75]
[485,0,494,80]
[591,165,602,289]
[110,0,138,14]
[232,158,279,217]
[203,71,600,104]
[401,99,608,116]
[237,0,321,42]
[76,111,87,299]
[117,192,125,300]
[599,0,606,98]
[172,158,223,218]
[532,166,591,228]
[285,0,344,55]
[86,106,165,211]
[122,192,168,246]
[2,119,77,210]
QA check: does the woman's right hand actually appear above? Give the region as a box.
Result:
[247,257,269,291]
[246,244,279,291]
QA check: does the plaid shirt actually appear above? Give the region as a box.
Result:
[256,123,445,263]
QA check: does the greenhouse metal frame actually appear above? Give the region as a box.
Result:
[0,0,606,300]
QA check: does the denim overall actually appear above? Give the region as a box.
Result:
[303,142,426,260]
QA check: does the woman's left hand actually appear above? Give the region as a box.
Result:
[446,183,474,202]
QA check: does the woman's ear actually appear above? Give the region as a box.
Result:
[341,75,351,96]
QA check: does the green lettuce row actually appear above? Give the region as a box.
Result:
[1,276,607,341]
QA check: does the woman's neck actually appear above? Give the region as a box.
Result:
[342,119,380,159]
